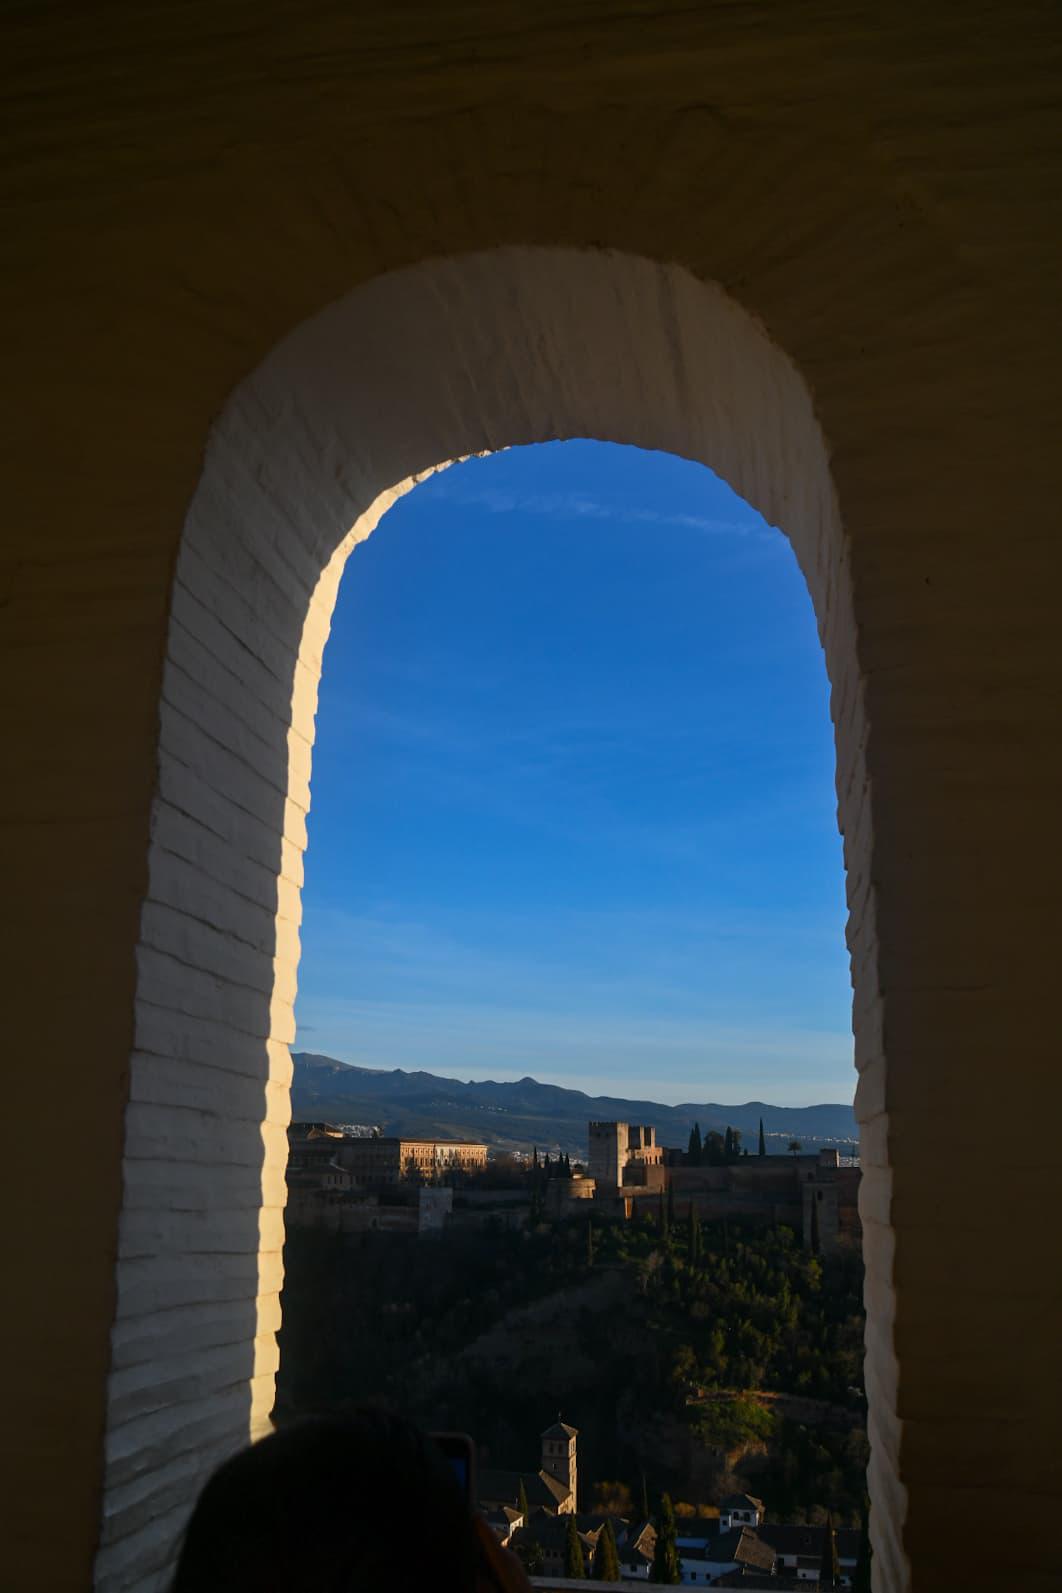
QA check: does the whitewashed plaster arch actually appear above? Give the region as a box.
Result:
[98,249,889,1591]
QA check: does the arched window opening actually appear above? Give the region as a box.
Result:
[95,248,893,1593]
[276,437,866,1568]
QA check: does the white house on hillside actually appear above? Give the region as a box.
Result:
[717,1493,764,1531]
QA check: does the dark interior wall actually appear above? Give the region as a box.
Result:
[3,5,1060,1588]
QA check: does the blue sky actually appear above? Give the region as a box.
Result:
[294,441,853,1107]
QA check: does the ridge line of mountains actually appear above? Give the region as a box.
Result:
[292,1052,858,1158]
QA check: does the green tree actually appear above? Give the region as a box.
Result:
[758,1117,766,1156]
[591,1481,633,1516]
[593,1517,620,1581]
[789,1139,803,1157]
[810,1192,821,1254]
[687,1122,702,1165]
[666,1177,675,1232]
[517,1477,529,1523]
[586,1217,595,1269]
[564,1512,586,1579]
[650,1493,681,1584]
[659,1189,669,1240]
[724,1126,734,1159]
[515,1535,544,1575]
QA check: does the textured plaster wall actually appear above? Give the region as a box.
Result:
[3,4,1061,1591]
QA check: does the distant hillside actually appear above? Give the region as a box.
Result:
[291,1052,858,1158]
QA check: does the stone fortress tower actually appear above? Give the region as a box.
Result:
[588,1120,627,1189]
[540,1419,578,1513]
[801,1149,844,1252]
[588,1120,664,1191]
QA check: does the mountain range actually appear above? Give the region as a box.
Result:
[291,1052,858,1158]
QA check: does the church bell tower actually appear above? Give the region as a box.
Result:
[540,1417,578,1512]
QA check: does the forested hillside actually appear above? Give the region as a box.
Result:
[276,1208,868,1525]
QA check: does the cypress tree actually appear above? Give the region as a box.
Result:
[821,1514,841,1588]
[666,1177,675,1232]
[687,1122,702,1165]
[705,1130,724,1166]
[758,1117,766,1156]
[659,1189,669,1240]
[724,1126,734,1159]
[852,1506,872,1593]
[810,1191,821,1254]
[564,1512,586,1579]
[532,1146,539,1170]
[586,1217,595,1269]
[593,1517,620,1581]
[650,1493,681,1584]
[687,1202,702,1266]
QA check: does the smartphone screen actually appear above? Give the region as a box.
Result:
[430,1431,476,1510]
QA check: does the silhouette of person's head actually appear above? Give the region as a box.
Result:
[172,1412,482,1592]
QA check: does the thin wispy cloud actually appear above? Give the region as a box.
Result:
[294,992,853,1107]
[304,441,849,1107]
[420,479,780,545]
[309,696,834,870]
[299,902,840,1002]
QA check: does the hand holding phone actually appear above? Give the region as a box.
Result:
[430,1431,476,1509]
[471,1515,536,1593]
[430,1433,533,1591]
